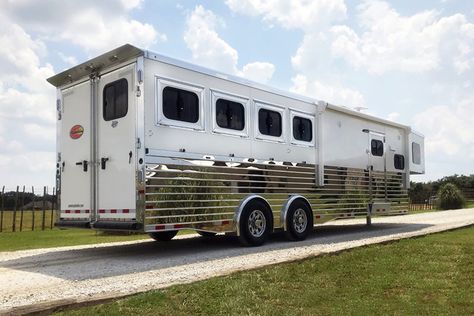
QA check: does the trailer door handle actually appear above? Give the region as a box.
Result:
[76,160,88,172]
[101,157,109,170]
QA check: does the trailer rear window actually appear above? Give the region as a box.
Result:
[258,108,282,137]
[394,154,405,170]
[103,79,128,121]
[412,142,421,164]
[216,99,245,131]
[162,86,199,123]
[371,139,384,156]
[293,116,312,142]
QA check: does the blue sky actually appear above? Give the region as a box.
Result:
[0,0,473,189]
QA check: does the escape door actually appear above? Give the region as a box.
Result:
[59,81,92,219]
[96,64,136,220]
[368,132,385,172]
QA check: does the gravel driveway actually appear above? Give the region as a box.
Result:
[1,208,473,315]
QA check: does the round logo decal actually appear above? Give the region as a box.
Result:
[70,125,84,139]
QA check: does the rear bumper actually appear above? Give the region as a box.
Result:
[92,221,143,231]
[56,220,143,231]
[56,220,91,229]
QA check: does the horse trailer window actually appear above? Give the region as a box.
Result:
[103,79,128,121]
[258,108,282,137]
[394,154,405,170]
[162,86,199,123]
[412,142,421,164]
[216,99,245,131]
[371,139,384,156]
[293,116,312,142]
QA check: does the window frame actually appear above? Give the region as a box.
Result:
[412,142,421,165]
[371,139,384,157]
[156,77,205,131]
[394,153,405,170]
[290,109,315,147]
[254,101,286,143]
[102,78,128,121]
[211,89,249,138]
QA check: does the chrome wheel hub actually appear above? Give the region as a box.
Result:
[248,209,266,238]
[293,208,307,233]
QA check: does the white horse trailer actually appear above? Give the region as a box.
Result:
[48,44,425,246]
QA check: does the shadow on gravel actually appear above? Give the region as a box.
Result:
[0,222,432,281]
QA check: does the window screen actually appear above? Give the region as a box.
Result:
[293,116,312,142]
[412,142,421,164]
[103,79,128,121]
[394,154,405,170]
[258,108,282,137]
[162,86,199,123]
[216,99,245,131]
[371,139,384,156]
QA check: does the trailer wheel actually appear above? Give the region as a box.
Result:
[239,199,272,247]
[197,231,217,237]
[149,230,178,242]
[284,200,313,241]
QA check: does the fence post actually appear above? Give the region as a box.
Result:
[20,185,25,232]
[31,186,36,231]
[50,187,55,229]
[42,186,46,231]
[13,186,19,232]
[0,186,4,232]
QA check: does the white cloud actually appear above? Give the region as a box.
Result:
[184,5,275,83]
[225,0,347,31]
[387,112,400,122]
[290,74,366,108]
[58,52,78,67]
[330,1,474,75]
[413,98,474,160]
[184,5,239,75]
[241,62,276,84]
[0,17,56,187]
[0,0,165,54]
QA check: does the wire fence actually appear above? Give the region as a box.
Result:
[0,185,472,233]
[0,186,57,232]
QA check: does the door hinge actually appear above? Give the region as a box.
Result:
[136,86,141,97]
[56,99,62,120]
[136,138,142,149]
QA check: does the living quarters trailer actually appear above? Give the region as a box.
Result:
[48,44,425,246]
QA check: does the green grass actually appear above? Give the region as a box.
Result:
[0,229,149,252]
[466,200,474,208]
[58,226,474,316]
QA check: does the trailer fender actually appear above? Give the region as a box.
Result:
[281,195,312,231]
[234,195,273,236]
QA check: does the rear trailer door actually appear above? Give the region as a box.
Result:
[59,81,92,222]
[96,64,137,223]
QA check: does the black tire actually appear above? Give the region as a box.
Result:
[284,200,313,241]
[149,230,178,242]
[197,231,217,237]
[239,199,273,247]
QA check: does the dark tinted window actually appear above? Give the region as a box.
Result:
[394,154,405,170]
[163,86,199,123]
[371,139,384,156]
[258,108,282,137]
[103,79,128,121]
[293,116,312,142]
[216,99,245,131]
[412,142,421,164]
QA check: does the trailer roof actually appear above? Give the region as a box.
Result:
[47,44,410,131]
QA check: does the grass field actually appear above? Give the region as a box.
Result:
[57,226,474,316]
[0,210,55,232]
[0,229,149,252]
